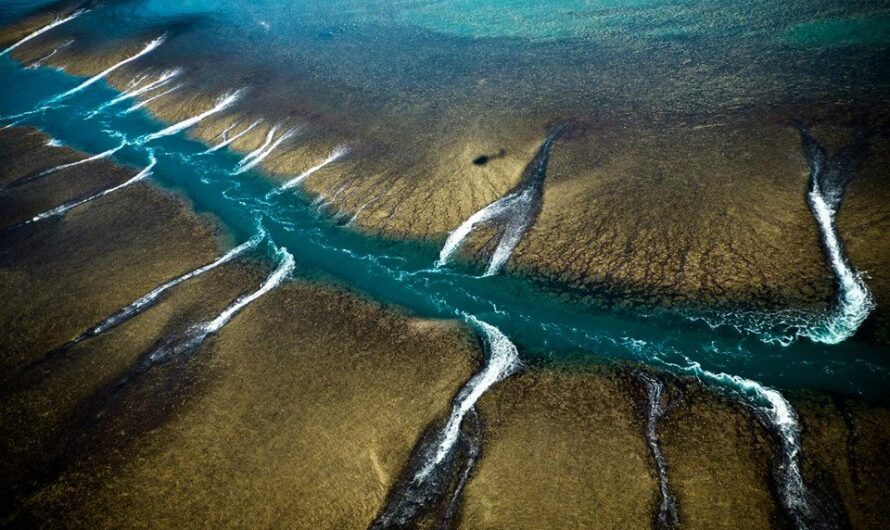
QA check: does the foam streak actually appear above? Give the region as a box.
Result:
[37,139,127,177]
[49,36,164,103]
[24,154,155,225]
[416,317,520,480]
[0,10,86,56]
[233,125,298,174]
[436,133,557,275]
[204,119,262,153]
[139,90,242,143]
[280,145,349,189]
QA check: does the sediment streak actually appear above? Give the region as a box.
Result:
[0,10,87,57]
[437,132,558,276]
[371,317,520,529]
[48,35,165,103]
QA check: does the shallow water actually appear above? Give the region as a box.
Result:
[0,48,888,402]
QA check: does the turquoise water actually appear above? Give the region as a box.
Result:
[6,0,889,123]
[1,52,889,402]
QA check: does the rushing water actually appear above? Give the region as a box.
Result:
[1,53,886,400]
[1,2,888,527]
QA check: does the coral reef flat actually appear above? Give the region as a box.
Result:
[1,1,889,528]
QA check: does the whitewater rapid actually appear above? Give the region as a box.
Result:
[801,129,875,344]
[204,119,262,154]
[0,139,126,192]
[663,355,817,529]
[130,246,294,373]
[419,317,520,478]
[0,231,264,393]
[123,83,182,114]
[91,68,180,116]
[84,232,261,343]
[437,132,557,276]
[38,138,126,176]
[371,317,520,528]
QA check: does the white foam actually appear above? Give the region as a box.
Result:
[105,68,180,108]
[415,317,521,481]
[36,139,127,177]
[665,357,813,527]
[280,145,349,189]
[26,153,156,225]
[49,35,165,103]
[233,124,299,175]
[140,89,243,143]
[123,83,182,114]
[88,231,264,337]
[437,188,532,274]
[202,247,294,333]
[805,181,875,344]
[25,39,73,69]
[204,119,262,153]
[0,10,87,56]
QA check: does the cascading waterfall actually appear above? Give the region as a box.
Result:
[0,10,87,56]
[799,129,875,345]
[684,129,875,348]
[87,230,261,338]
[133,246,294,371]
[233,124,298,174]
[47,35,165,104]
[123,83,182,114]
[371,317,521,529]
[662,355,820,529]
[0,231,264,393]
[138,89,243,143]
[0,139,127,192]
[435,406,482,530]
[279,145,349,190]
[94,68,180,113]
[204,119,262,154]
[18,152,156,227]
[436,131,559,276]
[636,371,679,529]
[422,317,520,478]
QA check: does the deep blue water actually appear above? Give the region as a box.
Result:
[1,51,889,403]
